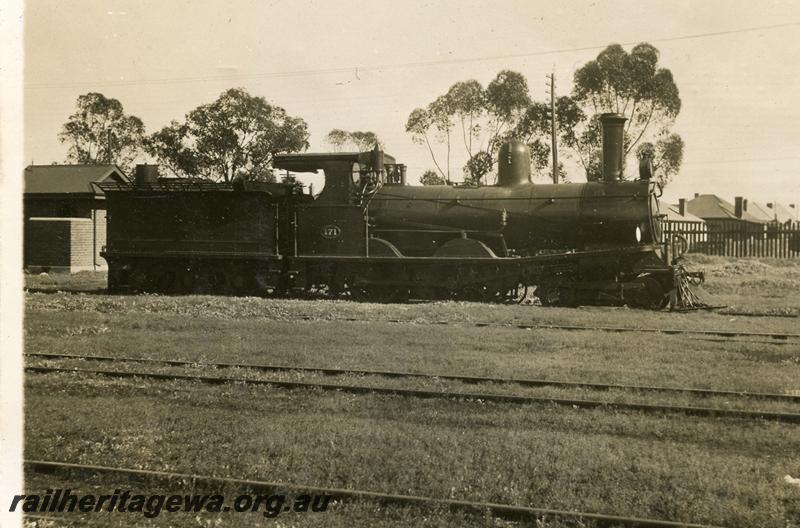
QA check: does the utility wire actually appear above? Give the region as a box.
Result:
[683,156,800,166]
[25,21,800,89]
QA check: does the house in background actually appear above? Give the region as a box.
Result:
[664,199,707,247]
[745,201,779,224]
[667,199,706,223]
[678,193,800,256]
[24,164,128,272]
[684,194,767,230]
[751,201,798,225]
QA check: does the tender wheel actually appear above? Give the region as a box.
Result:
[128,263,155,293]
[108,263,131,293]
[207,269,228,293]
[154,266,177,293]
[179,265,205,294]
[229,269,254,295]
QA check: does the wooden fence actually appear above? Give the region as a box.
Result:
[664,220,800,258]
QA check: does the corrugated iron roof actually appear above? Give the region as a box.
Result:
[24,165,128,194]
[769,202,798,223]
[746,201,777,223]
[685,194,765,223]
[753,202,798,223]
[665,204,705,222]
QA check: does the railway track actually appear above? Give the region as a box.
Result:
[26,351,800,403]
[289,315,800,344]
[25,460,721,528]
[715,310,798,319]
[25,365,800,424]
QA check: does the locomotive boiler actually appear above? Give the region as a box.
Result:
[100,113,689,308]
[367,151,662,258]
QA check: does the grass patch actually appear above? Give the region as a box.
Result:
[24,289,800,336]
[25,310,800,395]
[24,270,107,293]
[25,373,800,527]
[684,255,800,314]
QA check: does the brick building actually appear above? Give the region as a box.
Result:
[24,164,128,272]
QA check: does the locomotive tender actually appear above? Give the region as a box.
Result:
[99,113,687,308]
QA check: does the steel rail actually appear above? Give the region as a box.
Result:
[26,352,800,403]
[715,311,798,319]
[290,315,800,342]
[436,320,800,340]
[25,366,800,424]
[24,460,721,528]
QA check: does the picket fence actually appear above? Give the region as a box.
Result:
[663,220,800,258]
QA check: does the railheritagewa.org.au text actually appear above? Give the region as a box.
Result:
[10,488,333,518]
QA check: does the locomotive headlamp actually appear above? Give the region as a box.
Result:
[635,226,642,243]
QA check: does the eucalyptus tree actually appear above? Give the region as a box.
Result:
[567,43,682,182]
[446,80,484,159]
[502,43,683,184]
[58,92,146,173]
[406,70,532,184]
[635,134,684,187]
[325,129,382,151]
[419,169,447,186]
[146,88,309,182]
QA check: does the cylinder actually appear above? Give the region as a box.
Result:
[600,113,627,182]
[134,164,159,186]
[497,140,531,186]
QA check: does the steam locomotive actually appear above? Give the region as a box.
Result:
[99,113,687,308]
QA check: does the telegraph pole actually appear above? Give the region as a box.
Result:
[547,71,558,184]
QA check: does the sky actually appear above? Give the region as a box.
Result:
[21,0,800,207]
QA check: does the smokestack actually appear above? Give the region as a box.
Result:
[370,144,384,173]
[679,198,686,216]
[694,193,699,198]
[600,113,627,182]
[734,196,743,218]
[743,199,748,212]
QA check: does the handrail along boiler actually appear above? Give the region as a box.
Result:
[100,113,693,308]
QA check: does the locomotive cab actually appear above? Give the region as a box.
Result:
[273,146,406,257]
